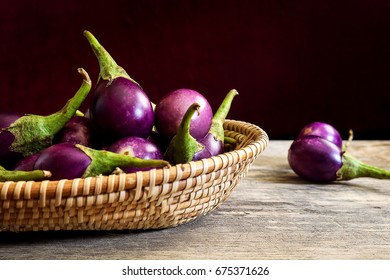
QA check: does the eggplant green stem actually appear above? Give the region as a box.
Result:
[8,68,91,156]
[75,144,170,178]
[0,165,51,182]
[337,154,390,181]
[209,89,238,141]
[182,103,200,135]
[44,68,91,130]
[164,103,204,164]
[83,30,139,86]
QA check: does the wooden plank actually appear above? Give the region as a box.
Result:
[1,140,390,259]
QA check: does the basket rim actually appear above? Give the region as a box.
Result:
[0,119,269,201]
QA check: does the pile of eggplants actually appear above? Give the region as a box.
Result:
[0,31,239,182]
[288,122,390,183]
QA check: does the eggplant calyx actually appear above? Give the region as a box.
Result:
[8,68,92,157]
[336,153,390,181]
[165,103,204,164]
[83,30,140,87]
[75,144,170,178]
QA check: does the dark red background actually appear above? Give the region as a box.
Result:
[1,0,390,139]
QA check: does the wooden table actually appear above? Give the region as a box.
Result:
[1,140,390,260]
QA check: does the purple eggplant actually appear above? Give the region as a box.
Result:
[34,143,169,180]
[53,116,98,148]
[13,152,41,171]
[154,88,213,141]
[0,68,91,169]
[34,143,91,180]
[297,122,343,149]
[108,136,163,173]
[83,30,154,140]
[198,89,238,156]
[165,103,211,164]
[288,125,390,183]
[288,136,343,182]
[0,165,51,182]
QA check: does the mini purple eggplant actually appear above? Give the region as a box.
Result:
[165,103,211,164]
[154,88,213,142]
[34,143,169,180]
[108,136,164,173]
[0,164,51,182]
[288,136,343,182]
[34,143,92,180]
[0,68,91,169]
[198,89,238,156]
[83,31,154,140]
[297,122,343,149]
[288,124,390,183]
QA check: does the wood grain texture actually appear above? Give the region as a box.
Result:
[1,140,390,260]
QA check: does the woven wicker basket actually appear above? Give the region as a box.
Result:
[0,120,268,232]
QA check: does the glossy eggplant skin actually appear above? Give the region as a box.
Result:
[297,122,343,149]
[89,77,154,141]
[198,133,223,157]
[108,136,163,173]
[288,136,343,183]
[34,143,92,180]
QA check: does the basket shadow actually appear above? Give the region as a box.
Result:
[0,227,167,245]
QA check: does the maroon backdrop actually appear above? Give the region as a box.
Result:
[1,0,390,139]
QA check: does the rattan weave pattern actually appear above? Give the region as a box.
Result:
[0,120,268,231]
